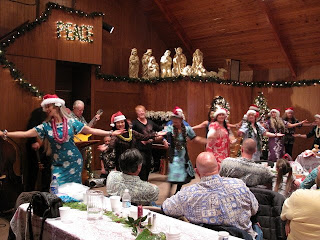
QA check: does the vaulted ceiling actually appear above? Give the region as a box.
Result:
[139,0,320,75]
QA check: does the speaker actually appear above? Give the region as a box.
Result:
[225,59,240,81]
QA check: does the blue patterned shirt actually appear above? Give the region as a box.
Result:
[300,167,320,189]
[162,175,259,238]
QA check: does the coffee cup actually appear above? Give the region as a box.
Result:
[218,231,229,240]
[109,195,121,212]
[59,207,72,223]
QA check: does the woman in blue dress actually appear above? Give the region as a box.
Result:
[164,107,207,197]
[0,94,123,185]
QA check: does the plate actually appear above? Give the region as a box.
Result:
[303,150,315,158]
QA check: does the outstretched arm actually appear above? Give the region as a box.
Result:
[287,119,308,128]
[228,120,242,129]
[81,126,125,136]
[191,136,207,145]
[264,131,284,138]
[192,121,208,130]
[0,128,38,139]
[293,133,307,138]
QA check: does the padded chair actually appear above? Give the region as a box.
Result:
[8,191,39,240]
[200,224,253,240]
[250,188,286,240]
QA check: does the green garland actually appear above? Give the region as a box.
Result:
[95,65,320,88]
[0,2,104,98]
[2,1,320,97]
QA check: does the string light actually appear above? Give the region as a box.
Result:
[0,2,103,98]
[95,66,320,87]
[56,21,94,42]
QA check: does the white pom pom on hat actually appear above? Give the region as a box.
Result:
[110,111,126,127]
[270,108,280,117]
[41,94,65,108]
[213,108,227,118]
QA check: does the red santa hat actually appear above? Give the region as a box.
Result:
[249,104,259,112]
[172,106,184,118]
[213,108,227,118]
[246,110,257,117]
[270,108,280,117]
[41,94,65,108]
[285,107,294,113]
[315,114,320,119]
[110,111,126,127]
[246,110,260,119]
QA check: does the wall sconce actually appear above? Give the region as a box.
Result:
[103,22,114,34]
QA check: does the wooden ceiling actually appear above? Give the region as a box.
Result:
[138,0,320,74]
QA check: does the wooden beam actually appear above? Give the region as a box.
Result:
[258,0,297,78]
[153,0,194,56]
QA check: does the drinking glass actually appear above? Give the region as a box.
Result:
[87,190,104,220]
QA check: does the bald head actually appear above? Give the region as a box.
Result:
[242,138,257,156]
[196,152,219,178]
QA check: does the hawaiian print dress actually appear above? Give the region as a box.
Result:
[206,122,230,167]
[34,119,85,185]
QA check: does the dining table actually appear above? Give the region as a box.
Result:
[295,152,320,172]
[10,201,243,240]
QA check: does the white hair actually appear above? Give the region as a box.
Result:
[73,100,84,109]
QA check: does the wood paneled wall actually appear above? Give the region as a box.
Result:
[0,68,42,175]
[252,85,320,159]
[1,0,320,171]
[6,55,56,93]
[7,10,102,65]
[76,0,168,76]
[142,81,252,166]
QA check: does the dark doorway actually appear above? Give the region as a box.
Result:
[55,61,91,121]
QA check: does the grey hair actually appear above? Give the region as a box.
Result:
[73,100,84,109]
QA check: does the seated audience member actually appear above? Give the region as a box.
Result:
[162,152,262,239]
[300,165,320,189]
[220,138,274,187]
[106,148,159,205]
[98,135,115,178]
[273,158,298,198]
[281,189,320,240]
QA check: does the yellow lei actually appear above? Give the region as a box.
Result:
[117,129,133,142]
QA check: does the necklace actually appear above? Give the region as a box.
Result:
[51,117,68,144]
[316,126,320,138]
[117,129,133,142]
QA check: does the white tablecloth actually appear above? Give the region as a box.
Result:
[295,153,320,172]
[10,203,242,240]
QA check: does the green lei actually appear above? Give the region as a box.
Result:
[117,129,133,142]
[173,123,187,151]
[247,121,262,151]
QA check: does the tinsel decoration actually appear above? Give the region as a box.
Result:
[0,2,104,98]
[0,48,44,97]
[145,111,174,122]
[210,96,231,116]
[253,92,270,157]
[95,66,320,88]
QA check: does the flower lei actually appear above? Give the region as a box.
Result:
[117,129,133,142]
[173,123,187,151]
[51,117,68,144]
[247,121,262,151]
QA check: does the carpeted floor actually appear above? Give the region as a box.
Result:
[0,172,200,239]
